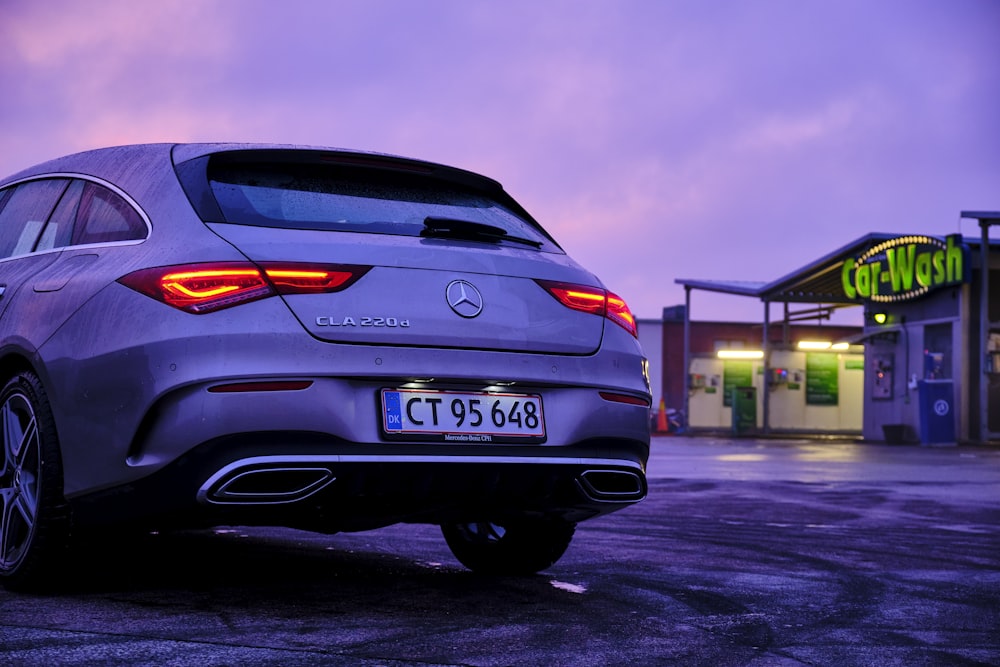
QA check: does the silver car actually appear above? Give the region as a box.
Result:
[0,143,650,589]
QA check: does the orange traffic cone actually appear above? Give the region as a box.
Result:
[656,398,668,433]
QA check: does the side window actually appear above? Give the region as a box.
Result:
[70,182,146,246]
[0,179,69,259]
[37,180,84,251]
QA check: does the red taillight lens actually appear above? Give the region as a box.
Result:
[539,282,606,315]
[119,262,370,314]
[536,280,638,338]
[119,263,272,313]
[259,263,370,294]
[606,291,637,337]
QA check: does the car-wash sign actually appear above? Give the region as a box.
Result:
[841,234,970,303]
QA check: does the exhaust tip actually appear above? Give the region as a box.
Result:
[578,469,646,502]
[204,467,335,504]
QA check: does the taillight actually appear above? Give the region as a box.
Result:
[119,262,371,314]
[536,280,638,338]
[605,291,637,337]
[258,263,369,294]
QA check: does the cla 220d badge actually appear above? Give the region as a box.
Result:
[446,280,483,318]
[315,316,410,327]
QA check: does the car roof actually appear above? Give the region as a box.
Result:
[1,143,502,192]
[0,143,543,239]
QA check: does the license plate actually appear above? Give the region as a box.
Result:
[381,389,545,443]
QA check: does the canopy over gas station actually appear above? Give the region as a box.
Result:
[675,217,999,444]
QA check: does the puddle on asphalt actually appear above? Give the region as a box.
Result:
[716,454,769,462]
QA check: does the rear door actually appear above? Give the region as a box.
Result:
[0,179,68,324]
[0,177,151,347]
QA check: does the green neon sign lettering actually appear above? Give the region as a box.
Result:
[842,260,856,299]
[915,251,931,288]
[841,234,968,303]
[886,243,915,293]
[933,250,945,284]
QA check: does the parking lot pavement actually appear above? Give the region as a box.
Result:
[649,433,1000,491]
[1,435,998,666]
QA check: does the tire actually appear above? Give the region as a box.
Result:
[441,519,576,575]
[0,371,70,591]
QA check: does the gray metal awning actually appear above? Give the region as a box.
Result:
[676,233,900,305]
[670,279,766,297]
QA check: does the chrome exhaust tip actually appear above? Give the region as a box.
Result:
[577,469,646,502]
[202,467,335,504]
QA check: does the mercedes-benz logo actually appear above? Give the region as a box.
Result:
[446,280,484,318]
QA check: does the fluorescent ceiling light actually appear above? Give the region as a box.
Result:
[717,350,764,359]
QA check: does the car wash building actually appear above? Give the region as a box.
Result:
[669,212,999,445]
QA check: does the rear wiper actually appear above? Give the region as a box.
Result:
[421,216,543,248]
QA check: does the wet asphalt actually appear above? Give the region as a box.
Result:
[1,435,998,666]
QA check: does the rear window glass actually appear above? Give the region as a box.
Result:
[207,163,550,246]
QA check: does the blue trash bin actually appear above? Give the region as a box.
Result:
[917,380,955,444]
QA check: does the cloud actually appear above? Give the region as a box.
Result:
[0,0,997,322]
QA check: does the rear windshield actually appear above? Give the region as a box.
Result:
[207,162,551,247]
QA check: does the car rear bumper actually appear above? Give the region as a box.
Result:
[69,432,649,532]
[40,288,651,511]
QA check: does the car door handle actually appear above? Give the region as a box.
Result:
[0,285,6,298]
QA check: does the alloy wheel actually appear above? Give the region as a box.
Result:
[0,392,40,572]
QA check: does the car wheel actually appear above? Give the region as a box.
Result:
[0,371,69,591]
[441,519,576,575]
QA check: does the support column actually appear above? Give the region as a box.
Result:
[961,211,998,442]
[981,219,990,442]
[683,286,692,430]
[783,302,790,345]
[762,300,771,435]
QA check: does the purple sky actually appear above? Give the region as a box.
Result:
[2,0,998,322]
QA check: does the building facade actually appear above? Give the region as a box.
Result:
[660,217,999,444]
